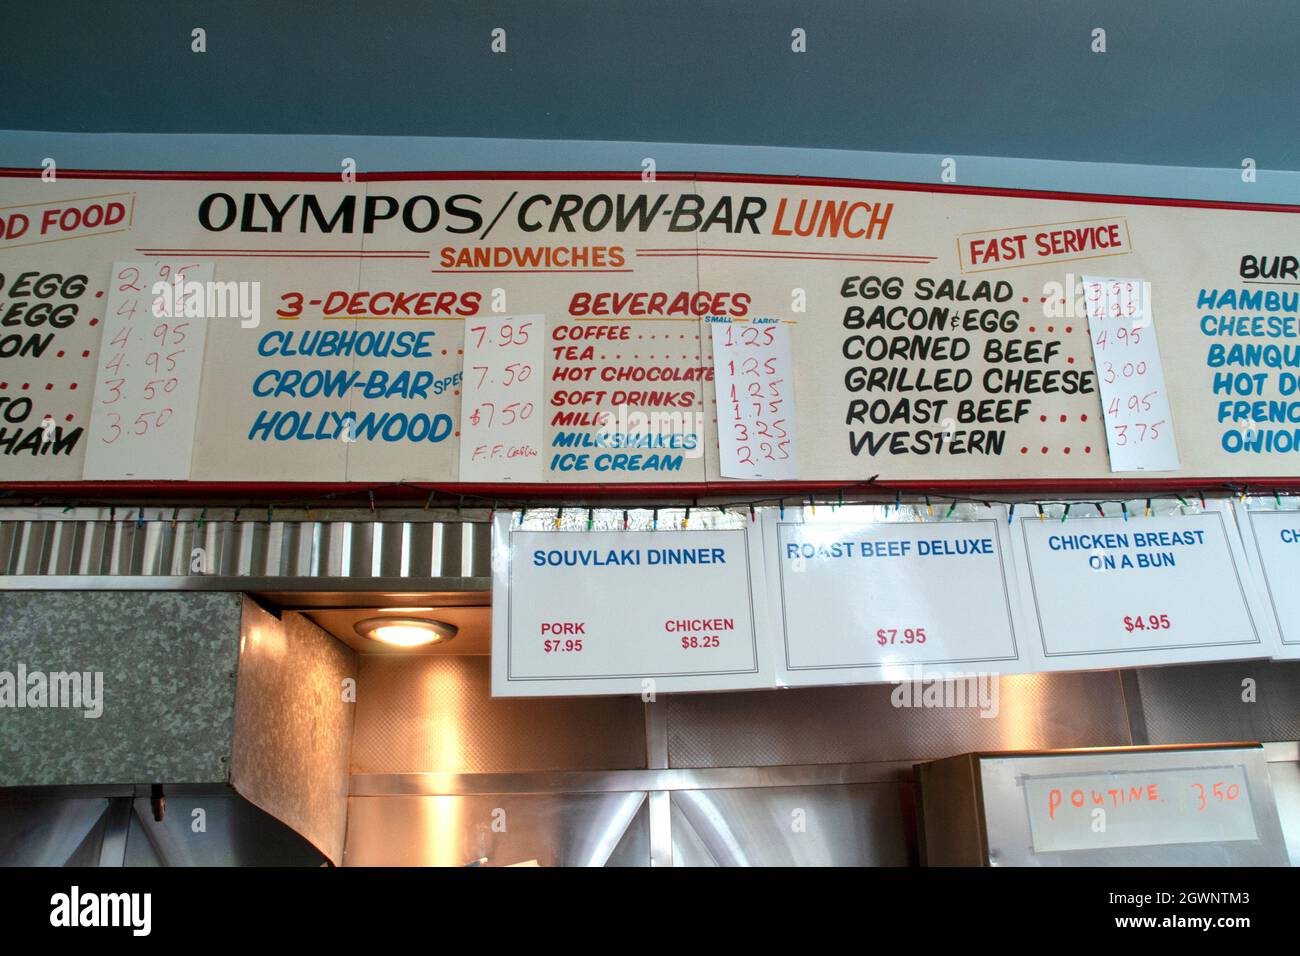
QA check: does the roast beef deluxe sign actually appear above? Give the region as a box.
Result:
[1,172,1298,483]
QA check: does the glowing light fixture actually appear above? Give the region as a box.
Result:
[354,616,457,648]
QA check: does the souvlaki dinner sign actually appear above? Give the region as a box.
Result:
[490,512,773,696]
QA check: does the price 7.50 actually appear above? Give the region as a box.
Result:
[468,401,535,427]
[471,362,532,388]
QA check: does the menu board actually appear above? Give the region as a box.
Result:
[2,171,1300,485]
[491,514,772,696]
[485,503,1292,698]
[761,505,1032,684]
[1009,502,1278,670]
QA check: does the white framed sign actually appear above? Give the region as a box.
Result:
[490,512,773,696]
[1235,501,1300,660]
[760,504,1034,685]
[1010,501,1278,671]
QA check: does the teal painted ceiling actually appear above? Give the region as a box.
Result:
[3,0,1298,170]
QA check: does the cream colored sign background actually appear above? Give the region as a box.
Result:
[0,173,1295,483]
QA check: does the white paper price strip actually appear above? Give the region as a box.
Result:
[1024,765,1258,853]
[711,319,799,479]
[1082,275,1180,471]
[1011,504,1272,670]
[490,517,772,696]
[83,260,214,479]
[762,507,1031,685]
[459,313,544,481]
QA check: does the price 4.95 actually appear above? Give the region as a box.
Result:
[1123,613,1170,633]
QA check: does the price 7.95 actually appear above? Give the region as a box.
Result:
[877,627,926,647]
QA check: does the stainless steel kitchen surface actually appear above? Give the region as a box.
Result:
[342,654,1300,867]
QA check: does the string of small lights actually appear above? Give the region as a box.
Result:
[5,478,1299,527]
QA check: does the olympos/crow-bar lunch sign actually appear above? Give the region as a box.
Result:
[0,169,1297,487]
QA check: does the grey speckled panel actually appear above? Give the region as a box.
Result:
[0,591,242,785]
[229,603,356,865]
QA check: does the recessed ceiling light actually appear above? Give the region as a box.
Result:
[353,616,457,648]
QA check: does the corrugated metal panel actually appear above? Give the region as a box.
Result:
[0,507,490,582]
